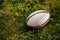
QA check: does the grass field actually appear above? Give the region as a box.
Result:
[0,0,60,40]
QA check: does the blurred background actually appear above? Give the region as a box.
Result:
[0,0,60,40]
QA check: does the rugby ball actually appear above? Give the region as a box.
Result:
[26,10,50,28]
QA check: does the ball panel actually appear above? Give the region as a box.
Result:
[27,10,48,19]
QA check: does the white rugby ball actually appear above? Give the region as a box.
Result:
[26,10,50,28]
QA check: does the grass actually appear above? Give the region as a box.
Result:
[0,0,60,40]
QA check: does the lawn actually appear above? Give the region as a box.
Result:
[0,0,60,40]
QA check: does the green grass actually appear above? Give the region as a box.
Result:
[0,0,60,40]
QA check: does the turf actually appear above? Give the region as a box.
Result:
[0,0,60,40]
